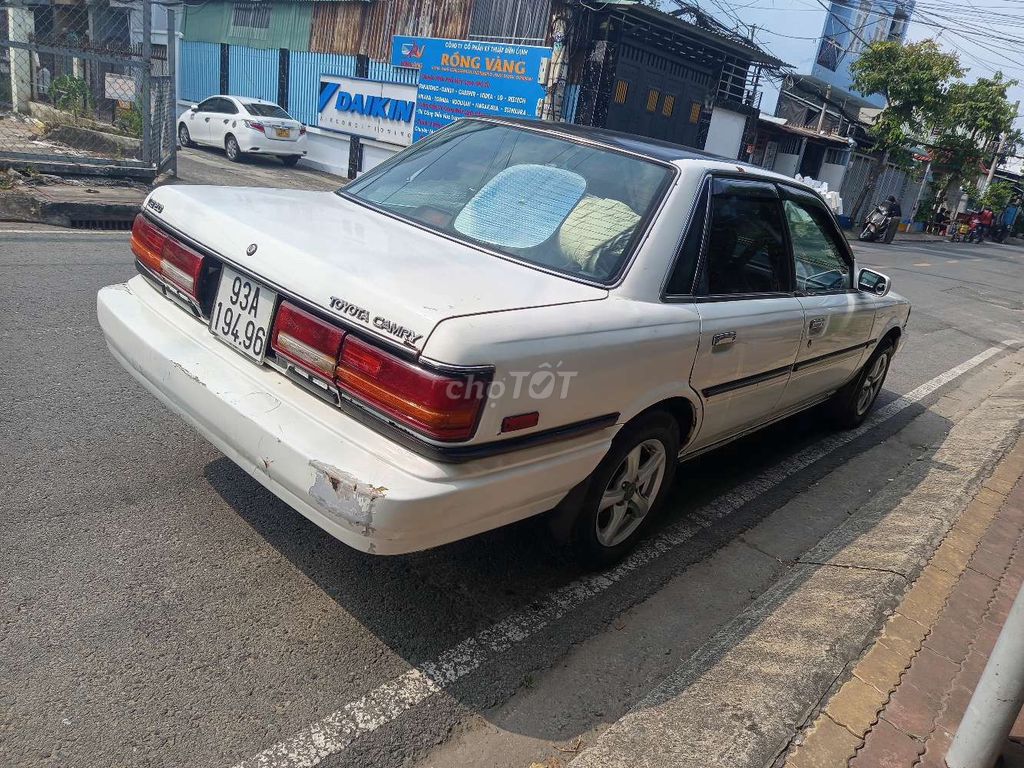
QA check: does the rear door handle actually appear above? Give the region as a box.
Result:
[712,331,737,348]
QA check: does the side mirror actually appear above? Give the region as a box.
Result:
[189,104,198,112]
[858,268,891,297]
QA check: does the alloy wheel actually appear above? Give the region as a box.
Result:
[595,439,667,548]
[856,352,889,416]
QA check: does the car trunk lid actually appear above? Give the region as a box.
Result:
[144,185,608,353]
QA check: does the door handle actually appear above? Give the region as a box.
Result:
[712,331,737,348]
[204,117,210,122]
[808,317,827,334]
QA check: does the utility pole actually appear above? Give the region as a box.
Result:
[983,135,1004,193]
[982,100,1018,193]
[817,84,831,132]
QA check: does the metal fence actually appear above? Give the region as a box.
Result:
[1,0,176,178]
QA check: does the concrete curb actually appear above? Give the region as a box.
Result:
[0,187,143,227]
[569,353,1024,768]
[784,440,1024,767]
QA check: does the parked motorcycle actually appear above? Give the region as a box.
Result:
[859,206,894,242]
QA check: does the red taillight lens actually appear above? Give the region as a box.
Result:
[244,120,265,133]
[131,213,203,298]
[299,125,307,136]
[335,336,485,441]
[271,302,345,380]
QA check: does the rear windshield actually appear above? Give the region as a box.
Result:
[343,120,673,284]
[243,103,290,118]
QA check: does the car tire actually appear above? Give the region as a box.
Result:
[828,341,895,429]
[225,134,242,162]
[178,123,192,148]
[280,155,301,167]
[570,411,679,569]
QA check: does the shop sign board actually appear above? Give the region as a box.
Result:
[317,75,418,147]
[391,36,551,141]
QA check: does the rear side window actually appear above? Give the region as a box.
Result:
[244,103,290,118]
[697,181,790,296]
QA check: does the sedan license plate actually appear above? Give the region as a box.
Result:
[210,267,277,362]
[275,127,290,138]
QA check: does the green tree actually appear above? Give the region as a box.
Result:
[930,74,1019,211]
[849,40,963,221]
[976,180,1014,212]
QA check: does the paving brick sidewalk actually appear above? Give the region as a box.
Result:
[785,439,1024,768]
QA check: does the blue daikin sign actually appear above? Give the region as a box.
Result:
[317,75,418,146]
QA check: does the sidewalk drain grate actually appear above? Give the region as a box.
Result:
[69,218,135,231]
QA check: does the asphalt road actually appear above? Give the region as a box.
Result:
[1,227,1023,768]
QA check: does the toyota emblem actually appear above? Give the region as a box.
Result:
[246,243,258,256]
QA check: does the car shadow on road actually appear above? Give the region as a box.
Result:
[202,391,946,765]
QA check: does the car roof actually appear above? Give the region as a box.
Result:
[217,95,280,107]
[486,117,750,164]
[479,118,818,193]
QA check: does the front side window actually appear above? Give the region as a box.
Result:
[344,121,674,284]
[697,183,790,296]
[783,197,851,294]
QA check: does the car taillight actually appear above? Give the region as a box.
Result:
[131,213,204,298]
[271,302,344,380]
[243,120,265,133]
[269,304,486,441]
[336,336,485,442]
[299,125,307,136]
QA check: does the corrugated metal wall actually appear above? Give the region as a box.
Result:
[310,2,367,55]
[288,50,356,125]
[180,41,221,102]
[310,0,472,59]
[840,152,910,220]
[228,45,280,102]
[468,0,550,43]
[182,0,313,51]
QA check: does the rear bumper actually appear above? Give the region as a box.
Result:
[96,277,612,554]
[242,132,306,155]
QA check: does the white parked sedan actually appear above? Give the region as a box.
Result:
[178,95,307,166]
[98,118,909,566]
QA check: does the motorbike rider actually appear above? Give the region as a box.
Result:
[978,207,995,241]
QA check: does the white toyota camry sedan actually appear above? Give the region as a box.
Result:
[98,118,910,566]
[178,95,307,166]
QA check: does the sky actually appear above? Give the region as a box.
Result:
[686,0,1024,141]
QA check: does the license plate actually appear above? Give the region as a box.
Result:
[275,127,290,138]
[210,267,277,363]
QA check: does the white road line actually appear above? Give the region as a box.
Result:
[0,228,130,235]
[231,343,1015,768]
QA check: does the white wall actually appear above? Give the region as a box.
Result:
[303,127,399,177]
[773,152,800,178]
[818,161,847,191]
[703,108,747,160]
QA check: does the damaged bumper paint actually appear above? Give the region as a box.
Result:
[96,277,610,555]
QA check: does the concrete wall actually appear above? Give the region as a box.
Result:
[704,108,747,160]
[774,152,800,178]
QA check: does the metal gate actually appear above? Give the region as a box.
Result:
[1,0,176,178]
[840,152,909,221]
